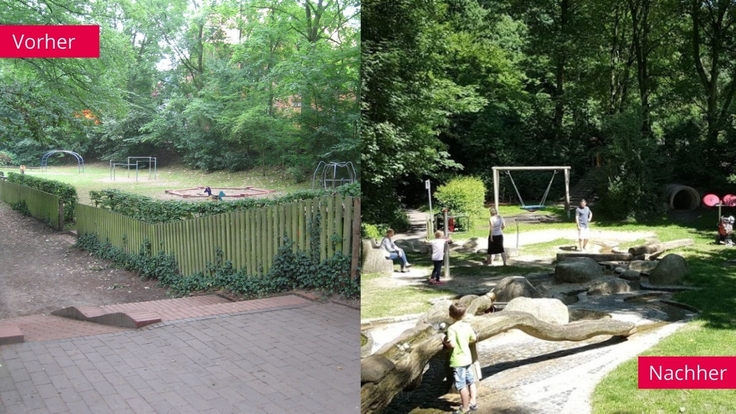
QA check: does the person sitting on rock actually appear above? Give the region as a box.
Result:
[380,229,412,272]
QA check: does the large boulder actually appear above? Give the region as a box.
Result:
[629,260,659,273]
[648,254,688,285]
[620,269,641,281]
[503,297,569,324]
[361,239,394,275]
[554,257,603,283]
[587,277,632,296]
[492,276,541,302]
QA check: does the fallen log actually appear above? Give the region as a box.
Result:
[360,310,636,414]
[556,252,634,262]
[628,239,694,256]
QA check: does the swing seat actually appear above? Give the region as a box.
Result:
[521,204,546,212]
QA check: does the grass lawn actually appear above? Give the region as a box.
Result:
[364,203,736,411]
[592,222,736,413]
[361,272,455,319]
[0,163,309,205]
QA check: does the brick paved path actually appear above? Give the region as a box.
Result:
[0,300,359,414]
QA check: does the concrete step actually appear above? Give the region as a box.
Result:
[51,306,162,329]
[50,294,312,329]
[0,323,23,345]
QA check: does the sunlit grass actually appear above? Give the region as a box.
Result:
[361,272,455,319]
[593,322,736,414]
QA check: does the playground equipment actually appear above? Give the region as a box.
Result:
[40,150,84,173]
[165,186,274,198]
[492,166,571,217]
[703,192,736,218]
[505,170,559,211]
[109,156,157,181]
[665,184,700,210]
[312,161,357,190]
[703,193,736,244]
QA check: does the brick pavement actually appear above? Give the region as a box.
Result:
[0,299,359,413]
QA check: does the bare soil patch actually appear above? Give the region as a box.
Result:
[0,203,169,319]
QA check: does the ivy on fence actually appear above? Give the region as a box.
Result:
[7,172,77,223]
[89,182,360,223]
[75,234,359,299]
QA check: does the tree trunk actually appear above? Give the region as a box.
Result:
[556,252,634,262]
[361,309,636,414]
[553,0,569,138]
[627,238,694,256]
[629,0,652,137]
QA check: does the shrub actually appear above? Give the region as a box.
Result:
[434,176,487,217]
[362,182,411,232]
[0,150,16,166]
[361,222,386,240]
[6,172,78,223]
[12,200,30,216]
[75,234,359,299]
[89,185,361,224]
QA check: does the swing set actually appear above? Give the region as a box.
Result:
[492,166,572,217]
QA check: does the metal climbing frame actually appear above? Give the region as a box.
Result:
[311,161,357,190]
[127,157,157,180]
[109,157,157,182]
[40,150,84,173]
[492,166,572,218]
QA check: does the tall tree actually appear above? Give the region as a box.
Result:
[688,0,736,148]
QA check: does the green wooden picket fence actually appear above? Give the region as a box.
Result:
[0,180,63,230]
[76,195,359,276]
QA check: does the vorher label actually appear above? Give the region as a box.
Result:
[0,25,99,58]
[639,356,736,389]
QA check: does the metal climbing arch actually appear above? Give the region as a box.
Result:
[40,150,84,173]
[312,161,357,190]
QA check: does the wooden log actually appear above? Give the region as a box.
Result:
[626,239,660,256]
[360,309,636,414]
[628,239,694,256]
[556,252,633,262]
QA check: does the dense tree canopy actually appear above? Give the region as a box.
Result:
[0,0,359,179]
[362,0,736,224]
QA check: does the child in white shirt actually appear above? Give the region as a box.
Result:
[429,230,452,284]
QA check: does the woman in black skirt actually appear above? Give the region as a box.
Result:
[485,207,507,266]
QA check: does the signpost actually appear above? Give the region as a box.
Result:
[426,179,433,237]
[443,208,450,278]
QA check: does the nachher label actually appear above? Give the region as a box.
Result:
[639,356,736,389]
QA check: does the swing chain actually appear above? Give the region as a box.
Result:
[505,169,558,209]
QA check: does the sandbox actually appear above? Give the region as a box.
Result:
[165,186,275,199]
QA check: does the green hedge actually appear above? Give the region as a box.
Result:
[7,172,78,223]
[89,182,360,223]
